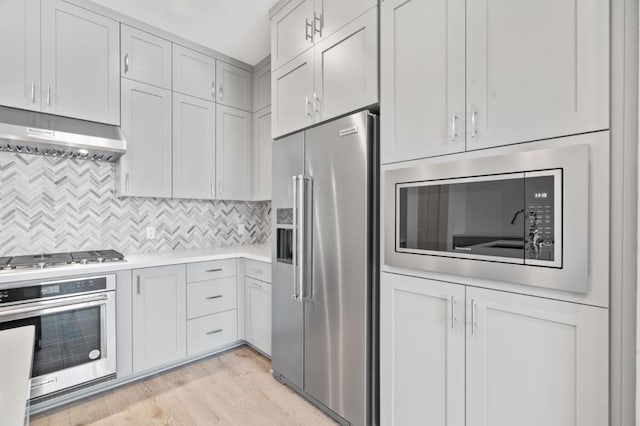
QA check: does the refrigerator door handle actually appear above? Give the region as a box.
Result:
[299,175,313,301]
[292,176,299,301]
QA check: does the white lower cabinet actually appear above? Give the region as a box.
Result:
[381,273,465,426]
[132,265,186,373]
[244,277,272,356]
[187,310,238,356]
[381,272,608,426]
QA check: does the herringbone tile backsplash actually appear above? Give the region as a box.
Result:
[0,153,271,256]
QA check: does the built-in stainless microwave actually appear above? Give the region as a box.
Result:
[384,145,590,293]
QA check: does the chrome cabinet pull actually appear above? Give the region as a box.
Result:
[291,176,299,300]
[210,82,216,98]
[451,112,458,142]
[206,268,223,273]
[305,18,313,41]
[206,295,223,300]
[206,329,223,335]
[305,96,312,118]
[124,54,129,73]
[218,84,223,101]
[313,92,320,114]
[31,82,35,103]
[136,276,141,295]
[46,85,51,106]
[211,181,215,196]
[471,104,478,138]
[125,173,130,191]
[450,296,456,329]
[218,183,223,197]
[471,299,478,334]
[313,12,323,37]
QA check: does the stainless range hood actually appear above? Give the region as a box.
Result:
[0,106,126,162]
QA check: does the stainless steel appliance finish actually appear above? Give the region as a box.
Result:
[0,106,126,162]
[1,250,125,270]
[385,144,590,293]
[272,111,377,426]
[0,275,117,399]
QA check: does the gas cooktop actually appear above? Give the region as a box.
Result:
[0,250,125,270]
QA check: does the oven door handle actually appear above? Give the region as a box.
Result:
[0,293,109,319]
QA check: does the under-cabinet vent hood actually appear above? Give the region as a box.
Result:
[0,106,126,162]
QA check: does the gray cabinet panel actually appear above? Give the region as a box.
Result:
[216,105,252,200]
[381,0,466,163]
[245,278,272,356]
[119,79,172,198]
[173,44,217,101]
[314,0,376,41]
[41,0,120,125]
[466,0,609,150]
[0,0,40,111]
[270,0,315,72]
[132,265,186,373]
[253,62,272,112]
[121,24,172,90]
[271,49,314,138]
[216,61,252,111]
[313,7,378,123]
[252,107,272,201]
[173,93,216,200]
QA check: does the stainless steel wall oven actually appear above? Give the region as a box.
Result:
[385,145,590,293]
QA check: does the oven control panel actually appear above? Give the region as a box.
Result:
[0,276,108,305]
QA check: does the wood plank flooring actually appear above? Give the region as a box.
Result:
[31,346,336,426]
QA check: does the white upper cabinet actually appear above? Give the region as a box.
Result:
[216,61,252,111]
[41,0,120,125]
[314,0,376,41]
[272,49,314,138]
[0,0,40,111]
[313,8,378,123]
[271,0,315,72]
[381,273,465,426]
[381,0,466,163]
[119,79,172,198]
[466,287,608,426]
[252,107,272,201]
[466,0,609,150]
[253,62,272,112]
[173,44,217,101]
[216,105,252,200]
[121,24,172,90]
[173,93,216,200]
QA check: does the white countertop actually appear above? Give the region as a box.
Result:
[0,244,270,285]
[0,326,35,426]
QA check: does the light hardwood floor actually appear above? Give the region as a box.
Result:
[31,346,336,426]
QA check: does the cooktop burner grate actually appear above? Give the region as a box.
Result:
[2,250,125,270]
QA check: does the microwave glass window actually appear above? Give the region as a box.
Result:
[524,175,556,261]
[398,176,526,260]
[0,306,102,377]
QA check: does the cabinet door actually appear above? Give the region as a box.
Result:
[121,24,172,90]
[119,79,172,198]
[314,0,376,41]
[313,8,378,123]
[41,0,120,124]
[216,61,252,111]
[380,0,465,163]
[173,93,216,200]
[245,278,272,356]
[253,62,271,112]
[466,287,608,426]
[0,0,40,111]
[380,273,465,426]
[173,44,216,101]
[132,265,187,373]
[270,0,315,72]
[216,105,252,200]
[466,0,609,149]
[271,49,314,138]
[252,107,272,201]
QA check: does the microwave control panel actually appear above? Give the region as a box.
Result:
[524,173,557,262]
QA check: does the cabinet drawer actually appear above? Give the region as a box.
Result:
[244,259,271,283]
[187,259,236,282]
[187,310,238,356]
[187,277,237,319]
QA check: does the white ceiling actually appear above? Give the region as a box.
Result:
[90,0,276,66]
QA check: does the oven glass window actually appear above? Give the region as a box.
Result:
[0,306,102,377]
[398,176,526,260]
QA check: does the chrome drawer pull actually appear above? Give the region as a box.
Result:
[206,268,223,273]
[206,295,223,300]
[206,329,223,335]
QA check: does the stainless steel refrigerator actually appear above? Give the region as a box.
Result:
[272,110,378,426]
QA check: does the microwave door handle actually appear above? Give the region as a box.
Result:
[0,293,108,319]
